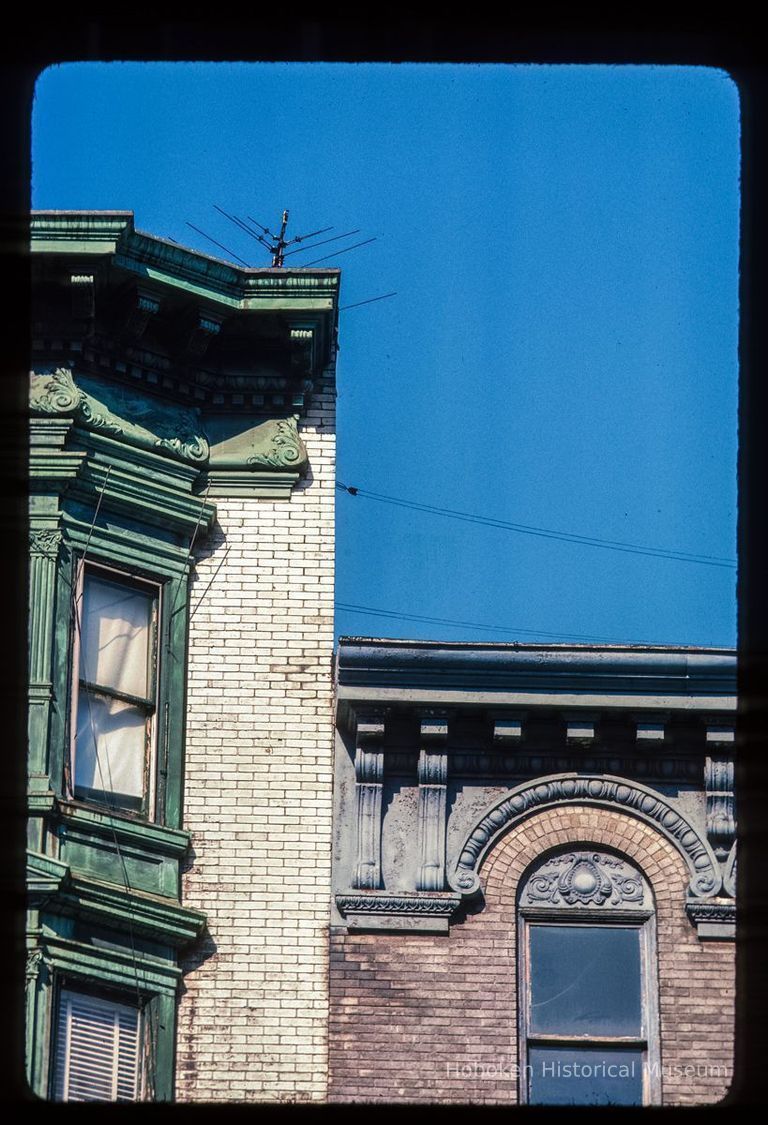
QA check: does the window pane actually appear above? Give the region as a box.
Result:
[528,1045,644,1105]
[80,574,153,699]
[74,692,146,807]
[53,990,140,1102]
[529,925,642,1037]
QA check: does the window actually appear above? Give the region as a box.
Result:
[518,849,659,1105]
[52,988,143,1102]
[71,563,160,816]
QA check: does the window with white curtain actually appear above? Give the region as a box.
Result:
[52,988,142,1102]
[71,563,159,815]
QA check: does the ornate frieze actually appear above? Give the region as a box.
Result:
[337,893,461,916]
[447,752,701,781]
[520,850,652,910]
[449,774,722,900]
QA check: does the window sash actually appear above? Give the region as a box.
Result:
[519,916,656,1106]
[79,572,155,701]
[53,988,143,1102]
[70,561,160,817]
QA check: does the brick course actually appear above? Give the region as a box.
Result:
[176,389,336,1102]
[329,806,734,1105]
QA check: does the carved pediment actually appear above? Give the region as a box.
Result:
[206,414,308,473]
[30,367,209,465]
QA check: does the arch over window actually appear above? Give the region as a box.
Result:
[517,848,661,1106]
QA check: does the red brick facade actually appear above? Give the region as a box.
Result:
[329,806,734,1105]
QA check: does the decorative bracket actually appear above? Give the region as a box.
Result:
[723,840,737,898]
[352,711,388,890]
[184,310,223,357]
[121,288,161,339]
[70,273,95,320]
[704,751,735,861]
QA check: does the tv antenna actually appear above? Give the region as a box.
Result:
[229,207,327,267]
[186,205,378,270]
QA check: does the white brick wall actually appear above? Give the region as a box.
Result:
[176,384,336,1101]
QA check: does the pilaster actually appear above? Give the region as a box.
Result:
[352,713,387,890]
[416,712,448,892]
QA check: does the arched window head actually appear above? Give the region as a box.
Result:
[518,848,660,1106]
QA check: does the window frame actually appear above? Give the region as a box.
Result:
[517,850,661,1106]
[50,980,148,1103]
[68,557,163,821]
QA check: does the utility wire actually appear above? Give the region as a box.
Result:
[302,238,377,267]
[335,601,673,645]
[189,543,232,621]
[340,292,397,311]
[336,482,736,569]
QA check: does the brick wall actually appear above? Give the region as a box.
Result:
[176,386,336,1102]
[329,806,734,1105]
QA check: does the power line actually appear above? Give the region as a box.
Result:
[335,601,680,645]
[340,292,398,311]
[302,237,377,267]
[336,482,736,569]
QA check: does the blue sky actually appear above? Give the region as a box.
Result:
[31,63,740,647]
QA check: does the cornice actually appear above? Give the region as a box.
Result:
[337,641,736,699]
[31,211,340,309]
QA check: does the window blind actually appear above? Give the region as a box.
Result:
[53,989,141,1102]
